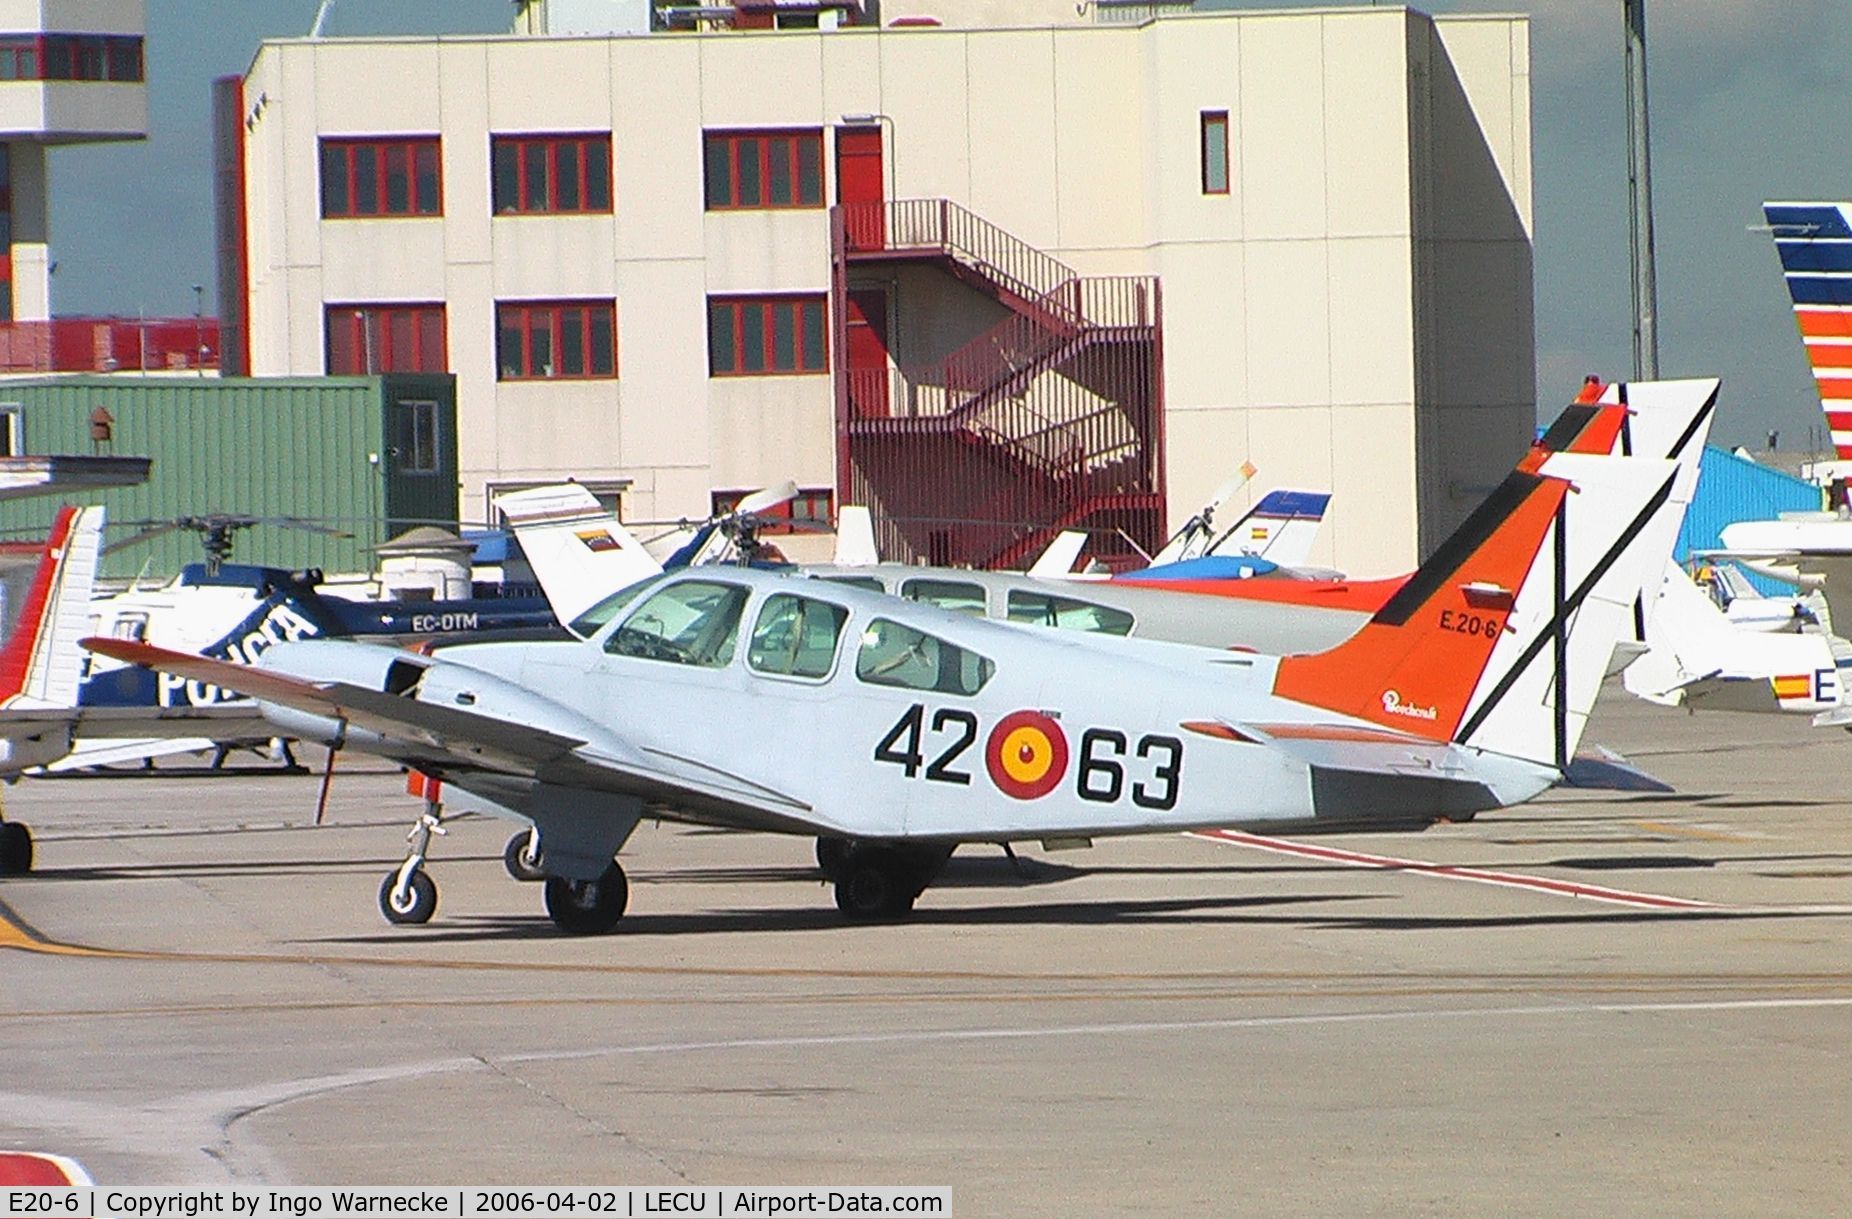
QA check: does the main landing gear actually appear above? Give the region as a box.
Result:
[0,816,32,875]
[543,864,628,935]
[816,836,953,921]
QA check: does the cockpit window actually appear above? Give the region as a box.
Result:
[748,593,848,679]
[569,573,666,639]
[1006,591,1134,636]
[605,580,749,667]
[901,578,986,616]
[856,617,994,696]
[821,575,886,593]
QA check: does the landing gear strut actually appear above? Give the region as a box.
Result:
[831,842,952,921]
[0,818,32,875]
[376,805,445,925]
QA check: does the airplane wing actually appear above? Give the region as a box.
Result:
[0,703,275,738]
[82,638,816,829]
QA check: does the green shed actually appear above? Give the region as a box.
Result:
[0,374,458,579]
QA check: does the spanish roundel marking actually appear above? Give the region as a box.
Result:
[986,711,1069,799]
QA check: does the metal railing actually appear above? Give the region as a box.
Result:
[0,317,220,373]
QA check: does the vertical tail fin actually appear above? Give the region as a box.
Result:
[832,505,882,567]
[0,505,104,709]
[1206,489,1331,566]
[493,484,663,625]
[1764,201,1852,458]
[1274,454,1678,771]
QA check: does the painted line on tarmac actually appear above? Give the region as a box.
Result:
[1632,819,1757,843]
[500,994,1852,1065]
[1190,828,1718,910]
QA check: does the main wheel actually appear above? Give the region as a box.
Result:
[544,862,629,934]
[833,855,918,920]
[503,831,544,882]
[378,869,437,924]
[0,821,32,875]
[815,835,853,879]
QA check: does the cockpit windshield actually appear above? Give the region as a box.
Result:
[568,574,667,639]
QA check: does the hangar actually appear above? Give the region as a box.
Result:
[219,1,1534,575]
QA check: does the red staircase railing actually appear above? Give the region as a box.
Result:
[833,200,1165,568]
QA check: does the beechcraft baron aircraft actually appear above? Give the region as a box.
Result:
[90,450,1679,933]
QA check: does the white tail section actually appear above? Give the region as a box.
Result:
[1027,530,1088,577]
[1594,377,1720,645]
[1205,489,1332,566]
[1454,453,1680,770]
[494,484,662,625]
[832,505,881,567]
[1623,561,1842,712]
[0,505,104,709]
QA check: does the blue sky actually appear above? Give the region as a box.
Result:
[47,0,1852,451]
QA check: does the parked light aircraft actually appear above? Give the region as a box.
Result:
[1622,560,1845,714]
[90,451,1679,932]
[502,381,1717,670]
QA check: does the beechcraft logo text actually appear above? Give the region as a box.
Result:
[1381,690,1438,721]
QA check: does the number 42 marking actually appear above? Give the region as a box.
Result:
[874,703,977,785]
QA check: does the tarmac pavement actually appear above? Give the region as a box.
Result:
[1,692,1849,1215]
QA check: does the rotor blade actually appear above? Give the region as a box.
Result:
[733,480,799,518]
[102,522,186,556]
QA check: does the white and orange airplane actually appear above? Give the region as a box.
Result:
[88,450,1679,932]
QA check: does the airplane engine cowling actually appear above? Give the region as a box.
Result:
[253,639,434,749]
[0,725,76,774]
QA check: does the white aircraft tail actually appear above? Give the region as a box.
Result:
[832,505,881,567]
[1027,530,1088,577]
[1275,454,1679,772]
[1205,489,1332,566]
[494,484,662,626]
[0,505,104,709]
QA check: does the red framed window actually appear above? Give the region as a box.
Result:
[496,300,617,380]
[1201,111,1230,195]
[708,295,827,376]
[320,138,442,218]
[491,134,612,214]
[710,488,834,535]
[0,34,142,82]
[703,130,824,210]
[325,304,448,374]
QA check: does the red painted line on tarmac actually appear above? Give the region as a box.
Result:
[0,1151,91,1185]
[1190,829,1718,910]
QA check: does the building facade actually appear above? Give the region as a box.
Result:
[224,3,1534,576]
[0,374,458,578]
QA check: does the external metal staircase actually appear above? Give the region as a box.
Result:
[832,199,1164,568]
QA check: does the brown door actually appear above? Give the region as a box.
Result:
[845,288,891,417]
[836,125,886,250]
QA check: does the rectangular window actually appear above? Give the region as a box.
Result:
[320,137,442,218]
[1201,110,1230,195]
[0,406,20,458]
[710,488,835,537]
[9,34,141,82]
[324,304,448,374]
[491,134,612,215]
[703,130,825,210]
[495,300,617,380]
[395,400,441,474]
[707,295,827,376]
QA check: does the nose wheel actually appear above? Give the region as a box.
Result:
[378,868,437,924]
[503,829,545,881]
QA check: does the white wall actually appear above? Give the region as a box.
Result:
[239,7,1532,575]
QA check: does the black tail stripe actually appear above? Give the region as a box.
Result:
[1454,469,1677,747]
[1663,383,1719,460]
[1372,472,1544,627]
[1538,403,1603,452]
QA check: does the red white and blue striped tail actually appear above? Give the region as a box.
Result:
[1765,201,1852,458]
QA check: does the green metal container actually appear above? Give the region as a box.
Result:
[0,374,458,579]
